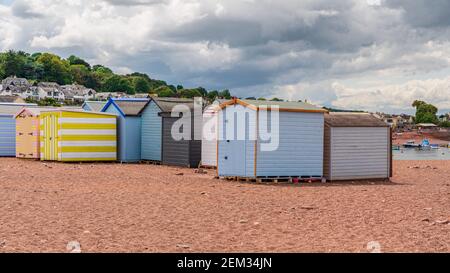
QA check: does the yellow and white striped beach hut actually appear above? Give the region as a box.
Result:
[39,110,117,162]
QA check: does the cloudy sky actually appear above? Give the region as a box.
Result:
[1,0,450,114]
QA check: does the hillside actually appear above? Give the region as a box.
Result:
[0,50,232,100]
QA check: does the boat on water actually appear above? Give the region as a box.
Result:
[403,140,420,148]
[392,145,401,151]
[402,139,440,150]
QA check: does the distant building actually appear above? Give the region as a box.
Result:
[33,82,65,101]
[0,76,31,97]
[133,93,150,98]
[60,84,96,102]
[372,112,414,131]
[96,92,127,100]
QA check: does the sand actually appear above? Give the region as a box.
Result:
[393,130,450,146]
[0,158,448,253]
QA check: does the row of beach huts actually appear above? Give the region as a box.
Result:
[0,98,392,181]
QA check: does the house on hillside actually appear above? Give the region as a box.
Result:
[0,77,31,97]
[33,82,65,101]
[96,92,127,100]
[60,84,96,102]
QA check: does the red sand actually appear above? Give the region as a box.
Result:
[0,158,449,253]
[393,130,450,146]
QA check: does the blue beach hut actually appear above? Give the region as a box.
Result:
[101,98,149,162]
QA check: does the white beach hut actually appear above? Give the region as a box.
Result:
[216,99,327,179]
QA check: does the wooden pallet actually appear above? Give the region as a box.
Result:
[199,165,217,170]
[220,176,325,184]
[139,160,162,165]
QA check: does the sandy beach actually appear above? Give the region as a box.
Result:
[0,158,448,253]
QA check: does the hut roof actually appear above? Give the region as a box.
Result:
[151,97,195,113]
[417,123,437,127]
[14,107,57,118]
[82,101,107,112]
[220,99,327,113]
[102,98,150,116]
[325,113,389,127]
[0,103,38,115]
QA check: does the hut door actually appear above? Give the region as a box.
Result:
[220,140,246,176]
[41,114,58,161]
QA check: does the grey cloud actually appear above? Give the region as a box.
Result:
[386,0,450,28]
[11,0,43,18]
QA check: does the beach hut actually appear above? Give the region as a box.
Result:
[15,107,55,159]
[140,97,203,165]
[140,97,202,167]
[101,98,149,162]
[217,99,327,179]
[323,113,392,181]
[200,99,227,168]
[39,110,117,162]
[82,101,107,112]
[0,103,38,156]
[160,98,202,168]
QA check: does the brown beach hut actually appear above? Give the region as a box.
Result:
[324,113,392,181]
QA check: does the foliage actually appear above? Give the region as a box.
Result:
[412,100,438,124]
[132,77,150,94]
[103,75,134,94]
[154,86,176,97]
[0,50,234,99]
[26,97,61,107]
[439,121,450,128]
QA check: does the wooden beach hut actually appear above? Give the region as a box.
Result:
[140,97,202,165]
[15,107,55,159]
[140,97,202,167]
[0,103,38,157]
[200,99,227,168]
[217,99,327,179]
[101,98,149,162]
[39,110,117,162]
[323,113,392,181]
[82,101,107,112]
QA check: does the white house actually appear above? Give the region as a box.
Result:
[60,84,96,101]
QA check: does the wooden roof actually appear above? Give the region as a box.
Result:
[325,113,390,127]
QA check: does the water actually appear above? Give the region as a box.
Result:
[393,148,450,160]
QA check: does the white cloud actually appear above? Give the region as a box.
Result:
[0,0,450,113]
[331,77,450,113]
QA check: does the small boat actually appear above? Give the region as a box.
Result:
[430,144,440,149]
[421,139,430,147]
[403,140,420,148]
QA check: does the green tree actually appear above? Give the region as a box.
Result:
[257,97,267,101]
[103,75,134,94]
[155,86,176,97]
[37,98,61,107]
[218,89,231,99]
[207,90,219,101]
[68,55,91,69]
[413,101,439,124]
[36,53,72,84]
[0,50,28,78]
[439,121,450,128]
[178,88,202,98]
[271,97,283,101]
[133,77,150,93]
